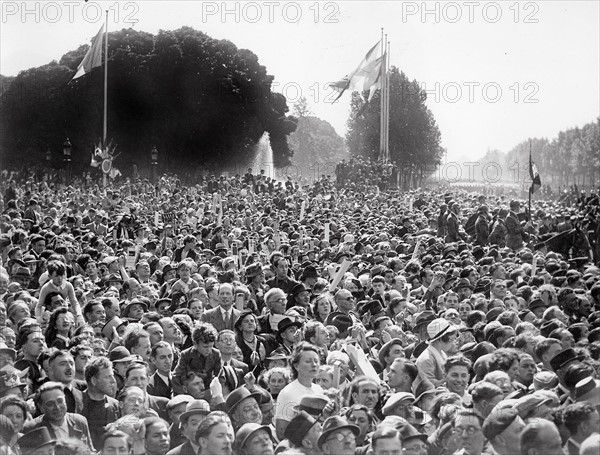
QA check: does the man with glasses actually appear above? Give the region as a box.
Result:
[327,289,358,324]
[452,409,484,455]
[258,288,288,335]
[23,381,94,450]
[317,416,359,455]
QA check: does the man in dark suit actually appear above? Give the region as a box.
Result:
[216,330,249,394]
[148,341,174,399]
[173,235,199,263]
[23,381,94,451]
[200,283,241,332]
[86,210,109,236]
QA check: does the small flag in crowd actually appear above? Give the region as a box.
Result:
[71,25,104,81]
[529,150,541,194]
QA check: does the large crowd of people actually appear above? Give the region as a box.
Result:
[0,166,599,455]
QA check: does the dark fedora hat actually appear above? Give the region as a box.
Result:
[225,386,262,413]
[277,317,303,334]
[317,416,360,449]
[18,427,56,451]
[285,411,320,447]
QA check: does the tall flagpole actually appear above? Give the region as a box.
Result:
[379,28,385,163]
[528,139,532,219]
[103,10,108,188]
[385,39,390,164]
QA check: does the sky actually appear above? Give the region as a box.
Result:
[1,1,599,162]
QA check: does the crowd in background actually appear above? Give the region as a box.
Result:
[0,166,600,455]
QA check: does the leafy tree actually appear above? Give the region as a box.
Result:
[345,67,444,186]
[0,27,297,173]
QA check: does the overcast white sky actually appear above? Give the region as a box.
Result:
[1,1,599,161]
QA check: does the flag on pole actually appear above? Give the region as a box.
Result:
[71,25,104,81]
[529,150,541,194]
[328,40,383,102]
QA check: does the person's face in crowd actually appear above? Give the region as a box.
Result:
[321,428,357,455]
[311,324,329,347]
[56,311,74,333]
[85,261,98,278]
[353,381,379,410]
[234,396,262,426]
[243,429,274,455]
[384,345,405,367]
[387,360,410,390]
[106,300,120,319]
[444,309,461,326]
[11,304,30,323]
[217,332,237,355]
[146,323,164,346]
[136,262,151,279]
[89,303,106,324]
[458,303,471,322]
[504,297,518,312]
[184,374,206,399]
[182,414,206,445]
[578,297,592,316]
[128,279,142,298]
[558,330,575,350]
[126,366,149,389]
[453,414,484,455]
[457,287,472,301]
[268,291,287,315]
[163,268,176,282]
[516,355,537,385]
[40,388,67,424]
[491,281,507,299]
[295,289,311,306]
[189,300,203,320]
[199,422,234,455]
[195,340,214,356]
[316,298,332,319]
[120,387,146,417]
[49,354,75,384]
[372,281,385,295]
[131,336,151,361]
[128,304,145,321]
[336,290,355,312]
[101,435,131,455]
[506,359,520,381]
[281,326,299,344]
[446,365,469,397]
[490,372,514,397]
[445,293,459,309]
[49,270,65,288]
[218,284,234,309]
[152,346,174,375]
[295,350,320,382]
[315,369,332,389]
[74,348,93,375]
[145,420,170,455]
[2,404,26,433]
[373,436,401,455]
[268,371,288,394]
[161,318,182,344]
[93,366,117,397]
[168,402,188,426]
[32,239,46,254]
[239,314,257,334]
[347,409,370,442]
[492,266,506,280]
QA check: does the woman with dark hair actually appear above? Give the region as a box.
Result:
[0,395,29,454]
[275,342,324,440]
[234,310,267,372]
[45,307,74,349]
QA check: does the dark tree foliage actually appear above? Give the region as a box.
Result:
[345,67,443,174]
[0,27,297,172]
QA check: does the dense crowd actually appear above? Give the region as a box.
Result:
[0,167,600,455]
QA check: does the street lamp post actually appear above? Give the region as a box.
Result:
[151,146,158,184]
[63,138,72,185]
